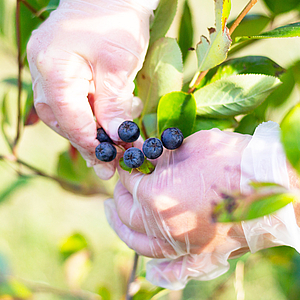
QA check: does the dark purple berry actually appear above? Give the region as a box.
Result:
[118,121,140,143]
[95,142,117,162]
[161,128,184,150]
[142,138,163,159]
[123,147,144,168]
[96,128,113,143]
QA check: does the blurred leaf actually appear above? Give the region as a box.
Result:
[57,146,112,196]
[59,233,89,261]
[281,104,300,176]
[262,0,300,15]
[1,93,13,149]
[228,14,271,45]
[212,183,297,222]
[192,116,237,133]
[143,114,157,138]
[234,113,263,135]
[157,91,196,138]
[178,0,194,63]
[149,0,177,46]
[64,249,91,289]
[200,56,284,88]
[291,60,300,84]
[0,278,32,298]
[136,159,155,175]
[41,0,59,13]
[194,74,281,118]
[236,22,300,42]
[0,176,31,204]
[132,277,164,300]
[137,37,183,115]
[97,286,111,300]
[194,0,231,75]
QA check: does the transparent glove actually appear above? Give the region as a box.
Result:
[105,129,251,289]
[27,0,159,179]
[241,122,300,253]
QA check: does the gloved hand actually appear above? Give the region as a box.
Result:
[27,0,159,179]
[105,129,252,289]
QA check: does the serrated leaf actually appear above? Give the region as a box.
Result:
[236,22,300,42]
[192,116,237,133]
[178,0,194,63]
[137,38,183,115]
[199,56,284,88]
[136,158,155,174]
[157,91,196,138]
[194,0,231,73]
[212,183,297,222]
[194,74,281,118]
[149,0,177,46]
[119,157,132,173]
[281,104,300,176]
[262,0,300,15]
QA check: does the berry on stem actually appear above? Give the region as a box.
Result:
[95,142,117,162]
[118,121,140,143]
[123,148,144,169]
[96,128,113,143]
[161,127,184,150]
[142,138,163,159]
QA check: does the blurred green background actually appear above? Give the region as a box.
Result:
[1,0,300,299]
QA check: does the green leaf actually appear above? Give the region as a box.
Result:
[228,14,271,45]
[178,0,194,63]
[212,183,297,222]
[157,91,196,138]
[192,116,237,133]
[200,56,284,88]
[281,104,300,175]
[98,286,112,300]
[142,114,157,138]
[236,22,300,42]
[0,176,31,204]
[262,0,300,15]
[136,158,155,175]
[0,277,32,298]
[119,157,133,173]
[149,0,178,46]
[194,74,281,118]
[193,0,231,75]
[137,37,183,115]
[59,233,89,261]
[234,113,263,135]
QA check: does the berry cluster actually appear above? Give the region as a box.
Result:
[95,121,184,172]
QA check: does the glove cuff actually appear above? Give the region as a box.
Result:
[240,121,300,253]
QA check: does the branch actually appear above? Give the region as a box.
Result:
[19,0,46,21]
[126,252,139,300]
[188,0,259,93]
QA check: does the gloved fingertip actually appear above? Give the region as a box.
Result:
[93,163,115,180]
[107,117,127,142]
[131,96,143,119]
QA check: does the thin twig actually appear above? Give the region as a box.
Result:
[13,0,23,154]
[188,0,259,93]
[126,252,139,300]
[229,0,259,36]
[19,0,46,20]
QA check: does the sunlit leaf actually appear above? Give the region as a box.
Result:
[119,157,132,173]
[262,0,300,15]
[194,0,231,75]
[194,74,281,118]
[236,22,300,42]
[157,91,196,137]
[149,0,177,46]
[212,183,297,222]
[137,38,183,115]
[281,104,300,175]
[200,56,284,88]
[178,0,194,63]
[192,116,237,133]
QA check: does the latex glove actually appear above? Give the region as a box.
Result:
[105,129,252,289]
[27,0,159,179]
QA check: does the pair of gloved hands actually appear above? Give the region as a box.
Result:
[27,0,300,290]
